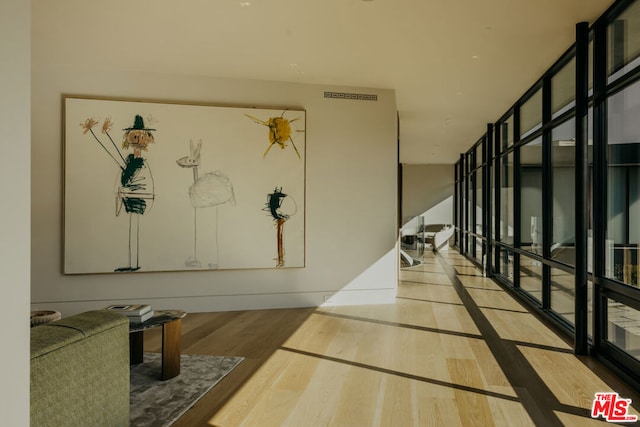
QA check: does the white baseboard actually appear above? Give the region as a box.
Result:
[31,288,397,318]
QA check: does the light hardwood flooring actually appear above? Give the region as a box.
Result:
[142,249,640,426]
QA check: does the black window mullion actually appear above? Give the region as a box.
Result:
[494,122,502,275]
[471,154,476,259]
[460,161,464,249]
[454,162,457,247]
[486,125,494,277]
[593,19,608,351]
[542,76,552,310]
[514,107,522,289]
[464,153,470,255]
[575,21,590,355]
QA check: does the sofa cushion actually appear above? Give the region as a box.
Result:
[31,325,83,359]
[50,310,128,336]
[31,310,128,359]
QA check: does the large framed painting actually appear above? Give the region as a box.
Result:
[63,96,305,274]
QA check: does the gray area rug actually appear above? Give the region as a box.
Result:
[130,353,243,427]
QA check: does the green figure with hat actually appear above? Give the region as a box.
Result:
[81,114,156,271]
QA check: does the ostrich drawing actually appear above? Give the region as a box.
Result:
[176,139,235,268]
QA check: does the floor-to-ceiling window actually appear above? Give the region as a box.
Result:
[550,117,578,323]
[550,57,579,325]
[598,0,640,368]
[454,0,640,388]
[459,138,489,268]
[496,117,515,282]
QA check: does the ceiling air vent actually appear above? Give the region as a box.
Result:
[323,91,378,101]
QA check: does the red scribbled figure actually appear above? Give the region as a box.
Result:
[264,187,297,268]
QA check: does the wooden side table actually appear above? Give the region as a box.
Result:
[129,309,187,380]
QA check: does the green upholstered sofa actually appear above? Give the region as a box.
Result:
[30,310,130,427]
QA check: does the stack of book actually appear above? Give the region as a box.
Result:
[103,304,154,323]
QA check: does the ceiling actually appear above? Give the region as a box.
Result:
[32,0,614,164]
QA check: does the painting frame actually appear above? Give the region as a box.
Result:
[63,95,306,274]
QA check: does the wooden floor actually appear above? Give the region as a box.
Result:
[143,249,640,426]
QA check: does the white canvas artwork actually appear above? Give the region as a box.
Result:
[64,96,305,274]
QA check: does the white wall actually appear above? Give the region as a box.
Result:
[31,70,398,315]
[1,0,30,424]
[402,197,454,235]
[402,164,454,225]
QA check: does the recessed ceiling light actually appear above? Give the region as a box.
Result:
[289,63,305,75]
[472,55,480,60]
[240,1,251,7]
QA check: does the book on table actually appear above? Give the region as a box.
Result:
[103,304,154,322]
[127,310,155,323]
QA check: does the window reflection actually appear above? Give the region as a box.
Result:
[476,169,483,235]
[608,299,640,360]
[500,153,514,245]
[521,90,543,138]
[473,168,481,261]
[551,118,576,267]
[502,116,514,150]
[607,80,640,287]
[520,137,543,254]
[520,255,542,303]
[500,248,514,283]
[550,268,575,325]
[552,58,576,119]
[608,0,640,83]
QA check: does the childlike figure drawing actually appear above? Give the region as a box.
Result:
[264,187,297,268]
[177,139,236,269]
[81,114,155,272]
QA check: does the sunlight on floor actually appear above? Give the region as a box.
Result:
[208,249,637,426]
